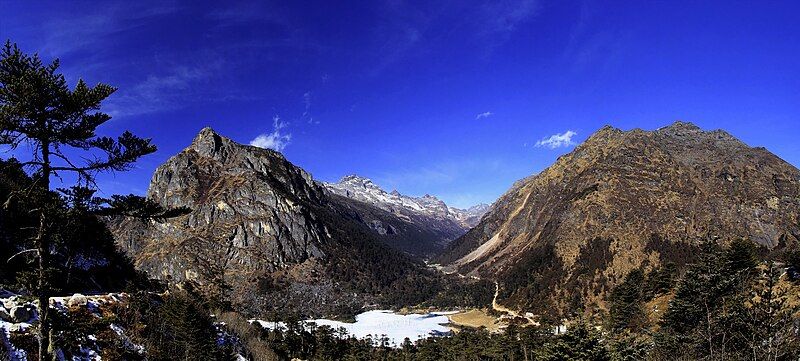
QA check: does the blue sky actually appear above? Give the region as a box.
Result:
[1,1,798,208]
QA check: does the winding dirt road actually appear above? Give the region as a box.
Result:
[491,281,518,317]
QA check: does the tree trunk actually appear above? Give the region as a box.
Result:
[37,142,51,361]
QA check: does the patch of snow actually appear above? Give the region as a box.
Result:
[253,310,454,347]
[1,320,29,361]
[78,345,102,360]
[110,323,145,354]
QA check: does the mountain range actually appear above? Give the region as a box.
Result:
[323,175,488,250]
[109,121,799,318]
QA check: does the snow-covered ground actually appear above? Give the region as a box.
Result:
[1,292,142,360]
[253,310,457,347]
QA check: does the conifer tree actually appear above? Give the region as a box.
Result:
[0,41,156,360]
[741,261,800,360]
[609,269,646,332]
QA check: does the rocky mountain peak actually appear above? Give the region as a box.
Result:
[339,174,381,191]
[439,122,800,316]
[466,203,490,213]
[117,127,330,286]
[583,124,622,144]
[660,120,701,133]
[190,126,227,157]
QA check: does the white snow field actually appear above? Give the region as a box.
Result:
[253,310,456,347]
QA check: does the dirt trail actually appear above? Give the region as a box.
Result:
[491,281,518,317]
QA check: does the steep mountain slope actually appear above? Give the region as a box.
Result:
[438,121,800,316]
[323,175,489,250]
[110,128,438,317]
[327,192,452,258]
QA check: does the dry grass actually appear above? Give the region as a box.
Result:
[644,293,674,330]
[448,309,503,333]
[777,276,800,318]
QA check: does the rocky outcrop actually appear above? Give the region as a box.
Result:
[438,121,800,316]
[110,128,433,316]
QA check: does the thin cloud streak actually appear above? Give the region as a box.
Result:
[104,59,223,117]
[303,91,318,124]
[475,111,493,120]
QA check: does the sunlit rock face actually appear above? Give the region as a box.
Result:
[109,127,429,316]
[439,121,800,316]
[113,127,328,283]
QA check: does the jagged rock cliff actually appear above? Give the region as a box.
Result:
[438,121,800,316]
[110,128,435,316]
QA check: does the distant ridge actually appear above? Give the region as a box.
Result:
[323,175,489,245]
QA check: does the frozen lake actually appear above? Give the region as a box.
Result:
[252,310,455,346]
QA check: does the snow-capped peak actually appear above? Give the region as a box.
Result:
[322,175,489,228]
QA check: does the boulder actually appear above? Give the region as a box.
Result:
[67,293,88,307]
[10,305,32,323]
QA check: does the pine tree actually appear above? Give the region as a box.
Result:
[658,241,731,357]
[741,261,800,360]
[785,244,800,281]
[144,291,228,360]
[644,262,677,298]
[609,269,647,332]
[536,322,610,361]
[0,41,156,360]
[725,238,758,275]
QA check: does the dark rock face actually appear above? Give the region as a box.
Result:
[438,121,800,315]
[110,128,431,316]
[329,193,453,258]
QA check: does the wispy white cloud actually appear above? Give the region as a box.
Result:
[474,0,539,54]
[250,116,292,152]
[104,59,225,117]
[40,2,179,58]
[206,2,290,27]
[302,91,318,124]
[475,111,493,120]
[480,0,539,37]
[562,2,627,73]
[535,130,577,149]
[374,1,540,71]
